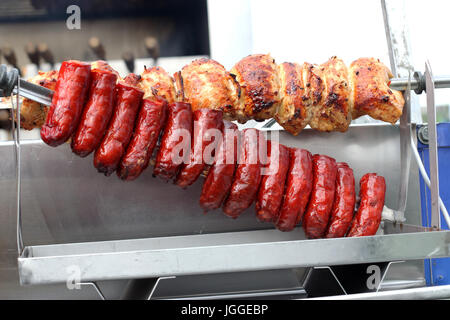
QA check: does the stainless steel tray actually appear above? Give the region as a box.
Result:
[18,228,450,285]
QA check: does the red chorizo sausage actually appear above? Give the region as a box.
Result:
[222,128,265,219]
[41,60,91,147]
[255,141,290,223]
[324,162,356,238]
[303,154,338,238]
[199,121,239,212]
[94,78,144,176]
[71,68,118,157]
[175,109,224,188]
[117,98,168,181]
[275,148,313,231]
[153,102,193,181]
[347,173,386,237]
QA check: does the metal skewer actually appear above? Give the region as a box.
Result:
[1,63,450,116]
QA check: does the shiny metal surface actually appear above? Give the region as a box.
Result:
[306,283,450,300]
[13,79,53,107]
[425,62,441,229]
[19,228,450,285]
[389,75,450,92]
[382,0,413,223]
[0,124,426,295]
[395,75,411,219]
[8,124,417,246]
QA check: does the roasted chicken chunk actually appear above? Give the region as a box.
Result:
[17,54,405,135]
[174,58,239,121]
[309,57,352,132]
[275,62,310,135]
[139,66,176,103]
[230,54,281,122]
[20,70,58,130]
[349,57,404,124]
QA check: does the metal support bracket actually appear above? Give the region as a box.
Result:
[303,261,403,298]
[120,276,176,300]
[78,282,106,300]
[424,61,440,229]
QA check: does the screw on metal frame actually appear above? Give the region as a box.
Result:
[417,126,429,145]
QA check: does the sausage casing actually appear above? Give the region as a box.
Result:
[199,121,239,212]
[41,60,91,147]
[117,98,168,181]
[275,148,313,231]
[71,69,118,157]
[303,154,338,238]
[222,128,265,218]
[255,141,290,222]
[153,102,193,181]
[347,173,386,237]
[94,80,144,176]
[324,162,356,238]
[175,109,224,188]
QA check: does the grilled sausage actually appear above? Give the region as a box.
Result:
[175,109,224,188]
[324,162,356,238]
[71,68,118,157]
[222,128,265,218]
[347,173,386,237]
[199,121,239,212]
[41,60,91,147]
[94,78,144,176]
[303,154,338,238]
[255,141,290,222]
[275,148,313,231]
[117,98,168,181]
[153,102,193,181]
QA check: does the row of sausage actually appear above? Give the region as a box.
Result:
[39,60,386,238]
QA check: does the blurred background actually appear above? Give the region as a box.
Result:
[0,0,449,138]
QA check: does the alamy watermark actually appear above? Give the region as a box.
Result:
[163,126,280,175]
[66,265,81,290]
[366,264,381,290]
[66,5,81,30]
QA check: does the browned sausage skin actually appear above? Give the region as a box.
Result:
[275,148,313,231]
[256,141,290,223]
[222,128,265,218]
[153,102,193,181]
[199,121,239,212]
[117,98,168,181]
[175,109,224,188]
[41,60,91,147]
[324,162,356,238]
[347,173,386,237]
[95,78,144,176]
[71,68,118,157]
[303,154,338,238]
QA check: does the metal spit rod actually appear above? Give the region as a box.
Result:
[390,74,450,93]
[2,64,450,107]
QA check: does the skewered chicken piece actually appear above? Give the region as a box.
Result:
[139,66,176,103]
[174,58,240,121]
[173,54,404,134]
[349,57,404,124]
[17,55,404,136]
[19,70,58,130]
